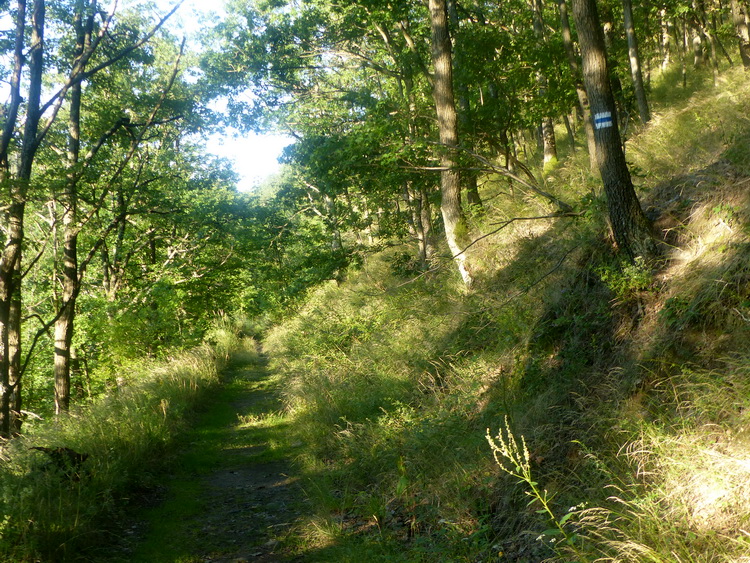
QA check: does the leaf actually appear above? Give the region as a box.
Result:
[542,528,563,536]
[558,511,575,526]
[396,475,409,496]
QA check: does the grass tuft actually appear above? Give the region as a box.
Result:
[0,318,243,561]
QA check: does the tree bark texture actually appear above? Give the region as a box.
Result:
[730,0,750,68]
[559,0,597,169]
[660,9,672,70]
[428,0,472,286]
[532,0,558,165]
[622,0,650,124]
[0,0,44,437]
[572,0,656,260]
[54,0,91,415]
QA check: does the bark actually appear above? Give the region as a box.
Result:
[730,0,750,68]
[532,0,558,165]
[428,0,472,286]
[405,185,435,270]
[0,1,25,437]
[572,0,656,260]
[0,0,44,437]
[562,113,576,152]
[622,0,650,124]
[559,0,597,169]
[661,9,672,71]
[682,17,689,87]
[692,27,705,67]
[447,0,483,212]
[54,0,93,415]
[693,1,720,84]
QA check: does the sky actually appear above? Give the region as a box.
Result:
[0,0,289,191]
[143,0,293,192]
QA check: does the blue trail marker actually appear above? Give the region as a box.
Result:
[594,112,614,130]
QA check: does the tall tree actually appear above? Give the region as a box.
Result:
[571,0,656,260]
[428,0,472,286]
[531,0,558,166]
[0,0,46,436]
[558,0,597,168]
[622,0,651,124]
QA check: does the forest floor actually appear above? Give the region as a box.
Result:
[100,346,306,562]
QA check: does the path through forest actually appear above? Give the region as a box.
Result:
[105,346,305,562]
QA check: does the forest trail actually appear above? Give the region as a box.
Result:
[109,346,304,562]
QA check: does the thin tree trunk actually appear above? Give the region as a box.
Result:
[532,0,558,165]
[54,0,92,415]
[622,0,650,124]
[563,113,576,152]
[0,0,44,437]
[559,0,597,169]
[1,3,26,435]
[730,0,750,67]
[661,9,672,71]
[572,0,656,260]
[428,0,472,286]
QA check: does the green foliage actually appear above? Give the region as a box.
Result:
[0,324,243,561]
[595,255,653,300]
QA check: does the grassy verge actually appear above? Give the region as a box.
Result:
[263,66,750,561]
[0,318,242,562]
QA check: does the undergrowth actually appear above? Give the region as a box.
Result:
[264,65,750,562]
[0,316,244,562]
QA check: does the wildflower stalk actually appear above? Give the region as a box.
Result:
[486,417,580,549]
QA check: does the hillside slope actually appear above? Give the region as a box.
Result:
[264,67,750,562]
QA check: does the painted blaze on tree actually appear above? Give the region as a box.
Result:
[572,0,657,261]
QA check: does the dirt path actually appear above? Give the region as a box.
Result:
[105,347,305,562]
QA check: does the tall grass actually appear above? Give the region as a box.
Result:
[0,316,243,562]
[264,65,750,561]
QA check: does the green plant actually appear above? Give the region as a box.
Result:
[596,255,653,300]
[486,418,583,556]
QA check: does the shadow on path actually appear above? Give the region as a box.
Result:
[102,346,305,562]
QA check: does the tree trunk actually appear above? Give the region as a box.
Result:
[730,0,750,68]
[54,0,90,415]
[0,0,44,437]
[405,184,435,270]
[622,0,650,124]
[572,0,656,260]
[559,0,597,169]
[692,27,705,67]
[532,0,558,166]
[563,113,576,152]
[428,0,472,286]
[661,9,672,71]
[447,0,483,212]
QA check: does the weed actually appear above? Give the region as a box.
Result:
[596,255,653,300]
[486,418,584,558]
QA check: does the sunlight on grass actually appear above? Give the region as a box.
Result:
[0,319,244,561]
[261,62,750,562]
